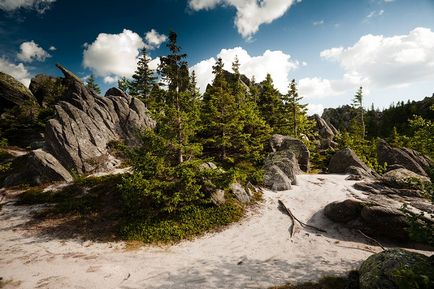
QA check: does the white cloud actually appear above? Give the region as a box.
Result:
[0,0,56,13]
[145,29,167,49]
[103,76,118,84]
[313,20,324,26]
[49,46,56,51]
[191,46,300,93]
[83,29,145,79]
[320,27,434,88]
[0,57,31,86]
[364,9,384,22]
[188,0,296,39]
[306,103,324,116]
[17,41,51,63]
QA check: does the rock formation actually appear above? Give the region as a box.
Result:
[4,149,73,187]
[0,72,38,114]
[328,148,378,179]
[359,249,434,289]
[264,134,309,191]
[45,64,155,174]
[312,114,338,149]
[29,74,64,107]
[378,140,433,176]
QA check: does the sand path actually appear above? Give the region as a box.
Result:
[1,174,431,289]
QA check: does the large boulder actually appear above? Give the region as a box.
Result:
[382,168,431,191]
[378,140,433,176]
[360,206,409,241]
[359,249,434,289]
[45,64,155,174]
[3,149,73,187]
[328,148,376,178]
[263,165,292,191]
[0,72,37,114]
[324,199,364,223]
[268,134,309,172]
[230,183,250,203]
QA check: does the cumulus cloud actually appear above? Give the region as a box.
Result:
[17,41,51,62]
[145,29,167,49]
[0,57,31,86]
[49,46,56,51]
[188,0,296,39]
[0,0,56,13]
[306,103,324,116]
[191,46,300,93]
[83,29,145,79]
[320,27,434,88]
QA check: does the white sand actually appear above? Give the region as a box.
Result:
[0,174,432,289]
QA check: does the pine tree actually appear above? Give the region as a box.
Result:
[86,74,101,94]
[279,79,313,138]
[157,31,200,164]
[131,47,156,104]
[257,74,281,131]
[352,86,365,139]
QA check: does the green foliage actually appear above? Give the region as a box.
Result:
[257,73,281,130]
[119,199,243,244]
[130,47,157,107]
[85,74,101,94]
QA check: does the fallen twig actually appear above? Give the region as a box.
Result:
[357,229,386,251]
[278,200,327,235]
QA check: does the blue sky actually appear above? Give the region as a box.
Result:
[1,0,433,115]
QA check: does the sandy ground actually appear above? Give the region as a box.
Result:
[0,174,432,289]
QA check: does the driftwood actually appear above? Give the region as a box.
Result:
[357,229,386,251]
[278,200,327,236]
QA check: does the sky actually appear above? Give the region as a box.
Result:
[1,0,434,115]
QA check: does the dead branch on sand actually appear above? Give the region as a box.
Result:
[357,229,386,251]
[278,200,327,236]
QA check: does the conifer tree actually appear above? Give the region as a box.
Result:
[130,47,157,108]
[85,74,101,94]
[257,74,281,131]
[352,86,365,139]
[157,31,200,164]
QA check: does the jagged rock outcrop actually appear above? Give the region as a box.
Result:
[0,72,38,114]
[45,64,155,174]
[378,140,433,177]
[3,149,73,187]
[313,114,338,149]
[328,148,377,178]
[264,135,310,191]
[268,134,309,172]
[359,249,434,289]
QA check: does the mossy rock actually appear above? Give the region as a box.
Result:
[0,72,37,113]
[359,249,434,289]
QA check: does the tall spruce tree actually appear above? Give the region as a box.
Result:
[257,74,281,131]
[131,47,156,105]
[157,31,200,164]
[86,74,101,94]
[352,86,365,139]
[118,77,132,94]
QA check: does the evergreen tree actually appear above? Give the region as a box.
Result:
[157,31,200,164]
[352,86,365,139]
[131,47,157,104]
[85,74,101,94]
[279,79,312,138]
[201,58,271,165]
[257,74,281,131]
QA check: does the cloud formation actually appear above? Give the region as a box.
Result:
[191,46,300,93]
[17,41,51,62]
[188,0,296,39]
[0,0,56,13]
[300,27,434,100]
[83,29,145,79]
[0,57,31,86]
[145,29,167,49]
[83,29,164,80]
